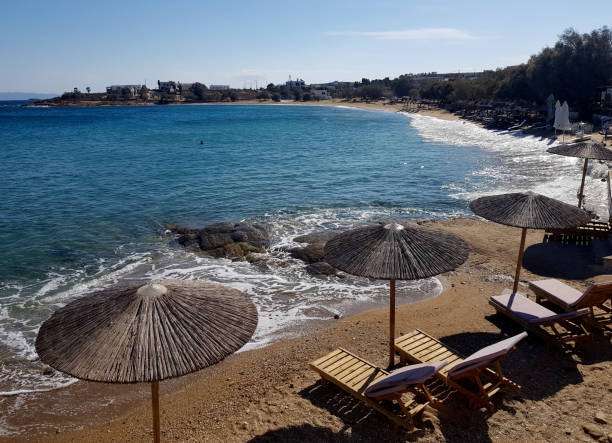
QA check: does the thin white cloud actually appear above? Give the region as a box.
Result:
[326,28,477,41]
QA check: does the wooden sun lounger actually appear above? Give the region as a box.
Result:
[530,279,612,331]
[309,348,440,430]
[489,291,590,348]
[394,330,525,412]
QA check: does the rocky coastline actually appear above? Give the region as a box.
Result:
[166,218,434,277]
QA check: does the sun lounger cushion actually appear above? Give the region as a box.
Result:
[530,279,583,306]
[447,332,527,378]
[491,291,589,323]
[365,361,448,399]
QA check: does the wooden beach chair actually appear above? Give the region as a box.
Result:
[529,279,612,331]
[394,330,527,412]
[309,348,447,430]
[489,291,590,348]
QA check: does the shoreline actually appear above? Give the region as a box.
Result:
[2,218,612,442]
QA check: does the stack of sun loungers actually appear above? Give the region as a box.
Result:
[545,220,612,244]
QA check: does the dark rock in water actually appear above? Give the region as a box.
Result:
[294,230,343,245]
[306,261,343,277]
[289,243,326,263]
[199,222,269,249]
[245,252,267,265]
[290,230,345,266]
[177,232,199,250]
[164,223,198,235]
[169,221,269,259]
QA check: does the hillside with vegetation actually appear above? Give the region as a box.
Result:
[333,27,611,117]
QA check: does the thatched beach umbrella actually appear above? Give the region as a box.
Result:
[324,222,469,367]
[547,142,612,208]
[36,279,258,442]
[469,192,590,294]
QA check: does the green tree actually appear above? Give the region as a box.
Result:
[356,84,387,99]
[392,75,415,97]
[525,27,612,114]
[191,83,208,100]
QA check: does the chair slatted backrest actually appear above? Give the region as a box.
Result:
[577,282,612,309]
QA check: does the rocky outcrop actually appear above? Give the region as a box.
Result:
[293,230,343,245]
[169,221,270,259]
[305,262,343,277]
[289,243,326,263]
[168,218,434,272]
[290,230,344,277]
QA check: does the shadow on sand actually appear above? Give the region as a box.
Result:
[522,238,612,280]
[293,383,430,442]
[246,423,408,443]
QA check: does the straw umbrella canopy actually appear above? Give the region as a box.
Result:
[469,192,590,294]
[324,222,469,367]
[547,142,612,208]
[36,279,258,442]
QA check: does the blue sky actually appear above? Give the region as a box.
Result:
[1,0,609,94]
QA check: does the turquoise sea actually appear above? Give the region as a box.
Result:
[0,104,607,402]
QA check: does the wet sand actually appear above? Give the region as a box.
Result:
[4,218,612,442]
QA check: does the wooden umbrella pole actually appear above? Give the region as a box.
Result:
[152,381,160,443]
[389,279,396,368]
[578,158,589,208]
[512,228,527,294]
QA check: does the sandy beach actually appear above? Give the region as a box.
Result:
[3,216,611,442]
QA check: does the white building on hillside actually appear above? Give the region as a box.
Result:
[286,77,305,89]
[311,89,331,100]
[106,85,143,96]
[209,85,230,90]
[157,81,178,93]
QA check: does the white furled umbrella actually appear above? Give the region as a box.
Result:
[554,101,572,141]
[553,100,561,129]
